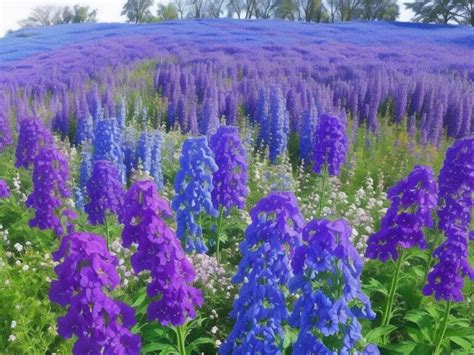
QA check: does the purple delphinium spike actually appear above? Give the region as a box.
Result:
[269,86,289,164]
[0,94,13,152]
[50,231,141,354]
[366,165,438,262]
[26,146,76,236]
[221,192,303,354]
[84,160,125,226]
[312,113,348,176]
[209,126,248,212]
[0,179,10,199]
[289,219,377,354]
[122,180,203,326]
[423,137,474,302]
[299,95,318,165]
[15,117,53,169]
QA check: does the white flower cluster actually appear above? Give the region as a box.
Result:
[110,239,138,288]
[189,253,233,298]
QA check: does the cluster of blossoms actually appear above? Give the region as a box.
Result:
[135,130,164,190]
[84,160,125,225]
[299,96,318,165]
[75,112,94,145]
[172,137,218,253]
[269,87,289,164]
[49,232,141,354]
[92,118,125,183]
[0,94,13,151]
[289,219,378,354]
[209,126,248,211]
[312,113,348,176]
[365,165,438,262]
[15,117,53,169]
[221,192,304,354]
[424,137,474,302]
[26,146,76,236]
[0,179,10,198]
[189,253,234,296]
[122,180,203,326]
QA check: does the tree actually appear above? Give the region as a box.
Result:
[207,0,226,17]
[405,0,458,24]
[63,5,98,23]
[157,2,179,20]
[228,0,245,18]
[338,0,363,21]
[19,4,97,28]
[326,0,340,21]
[173,0,188,18]
[360,0,399,20]
[276,0,297,19]
[453,0,474,25]
[188,0,206,18]
[255,0,279,18]
[121,0,154,23]
[296,0,328,21]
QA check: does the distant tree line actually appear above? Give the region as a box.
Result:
[19,4,97,27]
[16,0,473,30]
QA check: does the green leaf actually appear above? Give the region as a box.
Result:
[363,278,388,296]
[365,325,397,342]
[448,336,472,350]
[406,327,425,343]
[131,287,147,307]
[186,337,216,354]
[404,309,434,342]
[384,341,418,353]
[142,343,178,354]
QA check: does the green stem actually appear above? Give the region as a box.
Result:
[318,166,328,217]
[434,301,451,355]
[104,214,110,251]
[216,206,225,263]
[381,248,404,330]
[176,325,186,355]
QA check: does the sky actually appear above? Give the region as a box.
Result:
[0,0,414,37]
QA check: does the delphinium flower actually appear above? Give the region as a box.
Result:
[26,146,76,236]
[209,126,249,260]
[136,131,152,173]
[255,87,270,150]
[221,192,304,354]
[365,165,438,262]
[0,94,13,151]
[289,219,377,354]
[49,231,141,354]
[93,118,125,183]
[116,96,126,130]
[423,137,474,302]
[299,95,318,165]
[172,136,218,253]
[149,130,164,191]
[75,113,94,145]
[84,160,125,228]
[269,86,289,164]
[0,179,10,198]
[312,113,348,176]
[365,165,438,328]
[52,92,70,140]
[122,180,203,327]
[15,117,53,169]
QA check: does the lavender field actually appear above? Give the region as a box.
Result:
[0,19,473,354]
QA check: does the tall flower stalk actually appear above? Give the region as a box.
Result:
[209,126,248,261]
[172,137,218,253]
[50,231,141,354]
[289,219,377,354]
[221,192,303,354]
[365,165,438,329]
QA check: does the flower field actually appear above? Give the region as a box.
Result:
[0,19,473,354]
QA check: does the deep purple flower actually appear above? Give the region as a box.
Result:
[50,231,140,354]
[122,180,203,326]
[312,113,348,176]
[209,126,248,212]
[84,160,125,225]
[423,137,474,302]
[0,179,10,198]
[26,146,75,236]
[0,94,13,152]
[366,165,438,262]
[15,117,53,169]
